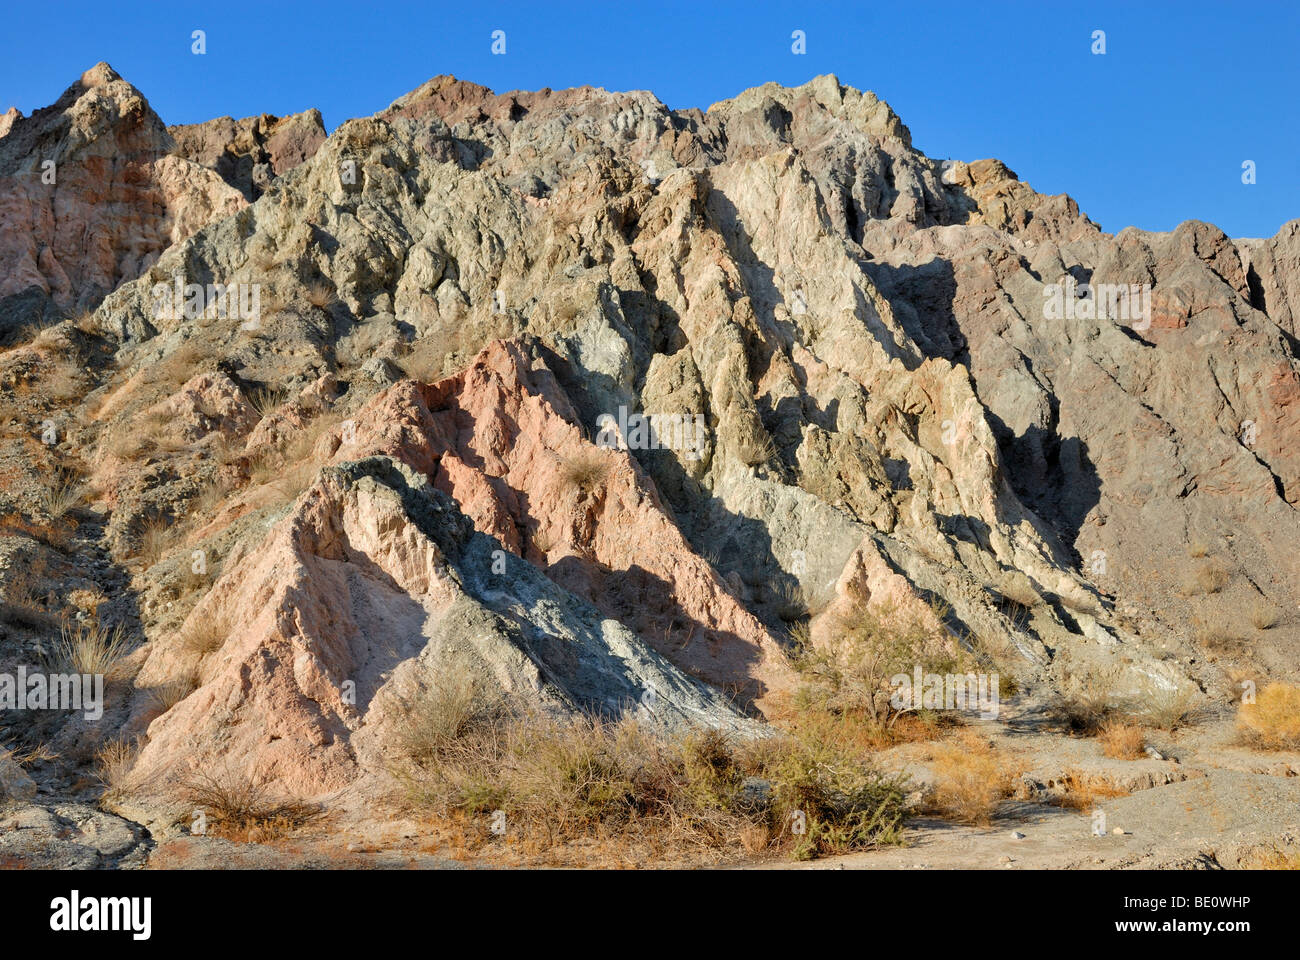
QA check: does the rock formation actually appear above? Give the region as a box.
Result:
[2,64,1298,827]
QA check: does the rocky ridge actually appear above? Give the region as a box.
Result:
[1,65,1298,854]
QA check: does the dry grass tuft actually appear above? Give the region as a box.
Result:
[245,385,286,420]
[995,570,1041,608]
[1097,721,1145,760]
[559,448,612,497]
[143,670,199,714]
[303,281,336,309]
[179,769,322,841]
[1181,561,1229,595]
[1250,600,1282,631]
[94,738,140,798]
[135,514,171,568]
[48,619,132,680]
[180,610,230,659]
[926,732,1021,824]
[1048,769,1130,810]
[37,466,83,522]
[737,432,777,466]
[1237,683,1300,751]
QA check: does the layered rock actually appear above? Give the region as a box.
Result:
[129,457,754,796]
[0,63,245,332]
[6,66,1299,812]
[168,110,326,201]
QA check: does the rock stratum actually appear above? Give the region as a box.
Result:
[2,65,1298,845]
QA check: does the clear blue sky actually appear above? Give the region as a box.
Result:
[3,1,1296,238]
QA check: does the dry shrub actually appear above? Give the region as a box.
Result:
[94,738,140,798]
[1048,769,1130,811]
[926,732,1021,824]
[245,385,286,420]
[1182,561,1229,596]
[48,618,132,680]
[181,610,230,659]
[180,768,322,841]
[37,466,83,521]
[1237,683,1300,751]
[1251,846,1300,870]
[143,669,199,714]
[559,448,612,497]
[1192,612,1246,656]
[1187,540,1210,559]
[0,560,54,629]
[1051,668,1124,735]
[155,343,204,392]
[398,690,907,862]
[41,362,85,404]
[1138,681,1199,731]
[1250,601,1282,631]
[797,595,966,726]
[1098,721,1145,760]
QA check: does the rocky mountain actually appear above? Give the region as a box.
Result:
[2,64,1298,862]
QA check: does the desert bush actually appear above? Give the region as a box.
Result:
[1182,561,1229,595]
[1237,683,1300,751]
[1192,613,1246,656]
[559,448,612,497]
[1138,680,1199,731]
[1098,721,1145,760]
[0,561,54,629]
[180,768,321,840]
[1251,845,1300,870]
[1050,668,1125,735]
[796,596,964,726]
[1048,769,1130,811]
[925,732,1021,824]
[397,667,504,766]
[48,619,131,680]
[1250,601,1282,631]
[399,700,907,862]
[245,385,286,420]
[94,738,139,798]
[37,466,83,521]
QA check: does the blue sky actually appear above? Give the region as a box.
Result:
[3,1,1296,238]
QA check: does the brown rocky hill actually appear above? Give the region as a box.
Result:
[1,66,1297,829]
